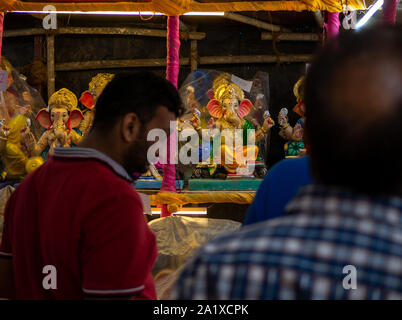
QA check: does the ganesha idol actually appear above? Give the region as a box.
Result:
[79,73,114,137]
[278,76,306,158]
[189,74,274,178]
[22,88,84,160]
[0,58,45,179]
[0,115,40,180]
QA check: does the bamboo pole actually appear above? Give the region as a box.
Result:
[55,54,312,71]
[55,58,190,71]
[313,11,324,29]
[3,27,206,40]
[46,34,55,98]
[261,33,320,41]
[199,54,312,64]
[190,39,198,71]
[0,13,4,63]
[223,12,290,33]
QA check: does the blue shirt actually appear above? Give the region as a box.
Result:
[243,156,312,226]
[172,184,402,299]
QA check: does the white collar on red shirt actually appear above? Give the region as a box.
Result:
[53,147,134,182]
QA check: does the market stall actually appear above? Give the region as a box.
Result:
[0,0,399,299]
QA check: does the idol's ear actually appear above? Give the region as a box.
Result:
[207,99,223,118]
[237,99,253,118]
[67,109,84,129]
[293,101,305,117]
[80,91,95,109]
[206,89,215,100]
[35,109,51,129]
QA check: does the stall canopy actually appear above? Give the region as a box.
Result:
[0,0,373,14]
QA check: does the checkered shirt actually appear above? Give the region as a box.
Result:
[172,185,402,300]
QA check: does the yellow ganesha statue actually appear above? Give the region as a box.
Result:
[22,88,84,158]
[193,74,275,174]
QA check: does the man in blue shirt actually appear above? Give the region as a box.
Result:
[172,26,402,300]
[243,156,312,225]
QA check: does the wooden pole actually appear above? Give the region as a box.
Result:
[261,33,320,41]
[224,12,289,33]
[0,12,4,64]
[190,40,198,72]
[34,35,45,96]
[313,11,324,29]
[4,27,206,40]
[55,54,312,71]
[46,34,55,98]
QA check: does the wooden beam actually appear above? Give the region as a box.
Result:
[4,27,206,40]
[261,33,320,41]
[56,58,191,71]
[0,1,318,14]
[223,12,290,33]
[199,54,312,65]
[0,1,371,13]
[4,29,45,37]
[55,54,312,71]
[46,34,55,98]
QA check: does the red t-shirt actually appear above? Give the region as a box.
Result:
[0,148,157,299]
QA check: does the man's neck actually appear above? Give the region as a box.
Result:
[79,132,123,167]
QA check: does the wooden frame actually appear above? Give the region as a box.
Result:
[5,26,313,95]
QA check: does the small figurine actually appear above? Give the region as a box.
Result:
[278,77,306,158]
[0,58,46,179]
[79,73,114,137]
[0,58,38,124]
[23,88,84,158]
[190,74,274,178]
[0,115,36,179]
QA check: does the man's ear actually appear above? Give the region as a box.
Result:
[121,113,140,143]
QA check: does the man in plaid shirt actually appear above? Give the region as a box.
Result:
[172,26,402,300]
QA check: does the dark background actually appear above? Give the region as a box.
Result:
[2,12,319,168]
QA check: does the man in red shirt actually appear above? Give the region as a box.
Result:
[0,72,183,299]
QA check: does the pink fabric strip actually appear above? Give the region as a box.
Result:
[0,13,4,64]
[382,0,398,24]
[161,16,180,217]
[326,12,340,39]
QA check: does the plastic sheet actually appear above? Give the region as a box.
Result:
[0,58,44,180]
[149,216,240,278]
[178,70,271,180]
[0,185,14,239]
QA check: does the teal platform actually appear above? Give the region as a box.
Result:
[135,180,184,190]
[188,179,262,191]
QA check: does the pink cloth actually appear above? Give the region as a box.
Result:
[382,0,398,25]
[326,12,340,39]
[161,16,180,217]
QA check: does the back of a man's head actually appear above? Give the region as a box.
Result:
[92,71,183,131]
[305,26,402,195]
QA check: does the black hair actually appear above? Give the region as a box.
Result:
[305,25,402,195]
[93,71,183,131]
